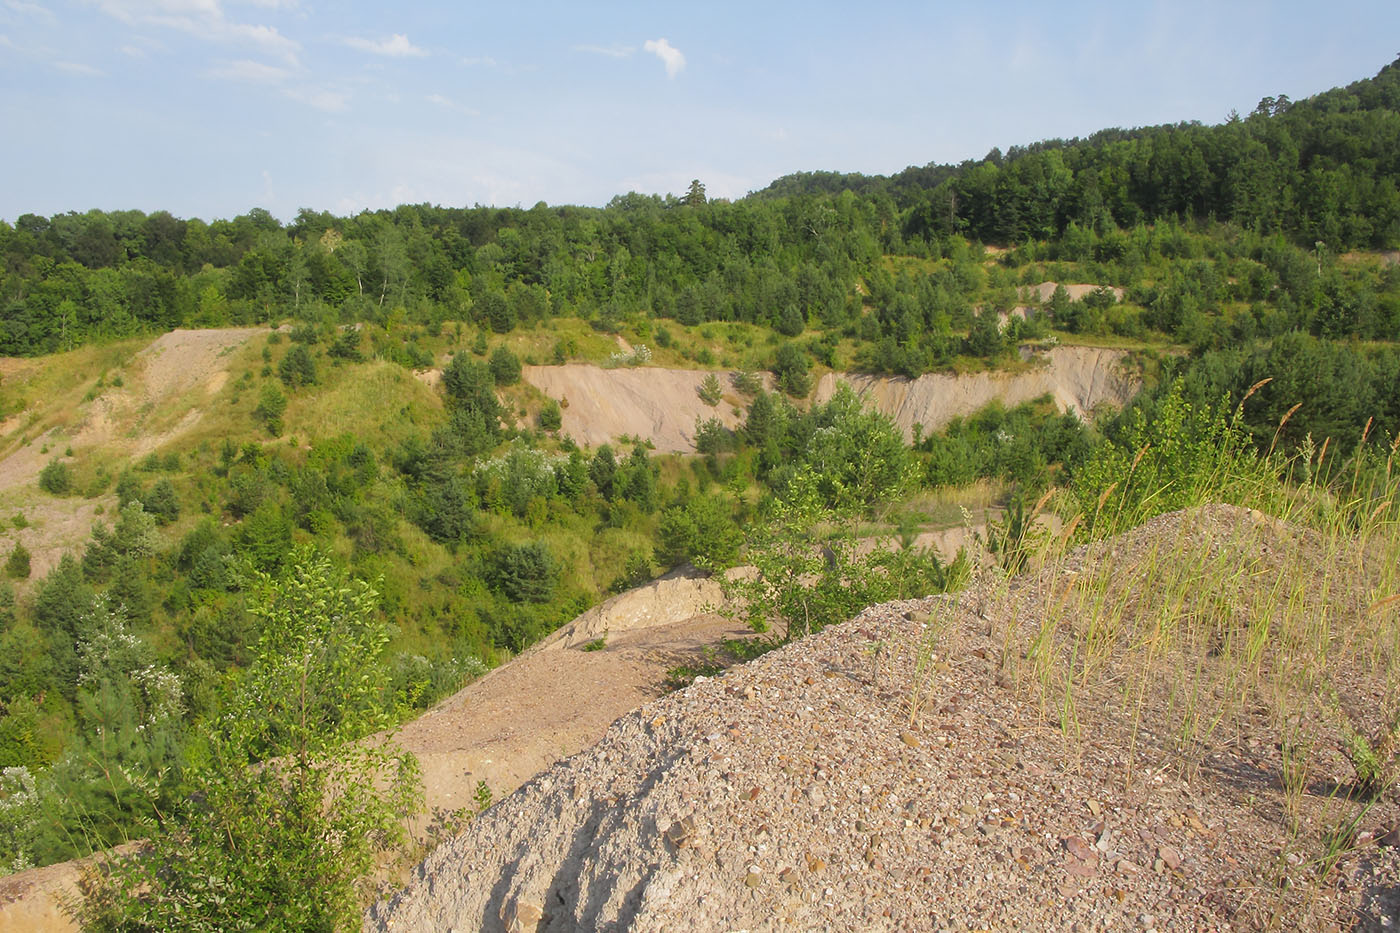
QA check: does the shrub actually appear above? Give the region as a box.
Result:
[538,398,562,432]
[277,344,317,388]
[697,373,723,406]
[4,543,30,579]
[73,548,422,932]
[38,459,72,495]
[488,541,558,603]
[488,346,522,386]
[773,343,810,397]
[254,384,287,436]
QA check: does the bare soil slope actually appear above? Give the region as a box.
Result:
[0,327,263,581]
[369,506,1399,933]
[394,567,745,822]
[522,366,769,453]
[525,348,1136,453]
[814,346,1138,441]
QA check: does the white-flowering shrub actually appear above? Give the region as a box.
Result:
[0,765,40,875]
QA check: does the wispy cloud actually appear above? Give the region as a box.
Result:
[92,0,301,64]
[643,37,684,78]
[426,93,479,116]
[5,0,55,21]
[574,43,632,59]
[460,55,496,67]
[343,33,426,58]
[208,58,290,83]
[55,60,104,76]
[283,85,348,112]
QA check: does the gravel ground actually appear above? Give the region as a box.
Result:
[368,507,1400,933]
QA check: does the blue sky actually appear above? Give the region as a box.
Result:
[2,0,1397,222]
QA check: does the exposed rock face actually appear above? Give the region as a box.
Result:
[522,365,767,452]
[814,346,1138,441]
[524,347,1138,453]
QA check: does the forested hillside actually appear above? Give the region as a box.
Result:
[1,58,1399,913]
[2,58,1397,367]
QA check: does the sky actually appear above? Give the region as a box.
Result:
[1,0,1398,222]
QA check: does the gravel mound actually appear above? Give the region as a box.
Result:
[368,506,1399,933]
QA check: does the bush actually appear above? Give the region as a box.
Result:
[488,346,522,386]
[254,384,287,436]
[538,398,562,432]
[277,344,317,388]
[74,549,422,932]
[697,373,723,406]
[773,343,810,397]
[38,459,72,495]
[4,542,30,579]
[488,541,558,603]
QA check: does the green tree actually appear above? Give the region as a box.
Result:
[278,343,317,388]
[254,384,287,436]
[488,345,521,386]
[75,548,422,932]
[488,541,558,603]
[697,372,723,407]
[38,459,72,495]
[773,343,811,397]
[537,398,562,432]
[719,472,896,643]
[4,542,30,579]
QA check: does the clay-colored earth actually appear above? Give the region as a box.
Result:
[814,345,1137,441]
[0,327,265,583]
[524,346,1137,453]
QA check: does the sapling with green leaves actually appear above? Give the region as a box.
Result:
[74,547,422,933]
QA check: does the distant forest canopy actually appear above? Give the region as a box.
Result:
[0,56,1396,359]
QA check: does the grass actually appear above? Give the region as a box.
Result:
[950,413,1400,926]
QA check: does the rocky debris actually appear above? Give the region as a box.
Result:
[369,506,1400,932]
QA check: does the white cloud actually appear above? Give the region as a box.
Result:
[55,60,104,75]
[461,55,496,67]
[426,93,479,116]
[643,37,684,78]
[574,43,632,59]
[283,85,348,112]
[344,33,426,58]
[5,1,55,21]
[208,58,289,82]
[91,0,300,64]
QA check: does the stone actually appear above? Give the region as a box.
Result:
[1063,836,1097,862]
[1157,845,1182,871]
[664,815,697,849]
[501,900,544,933]
[900,731,921,748]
